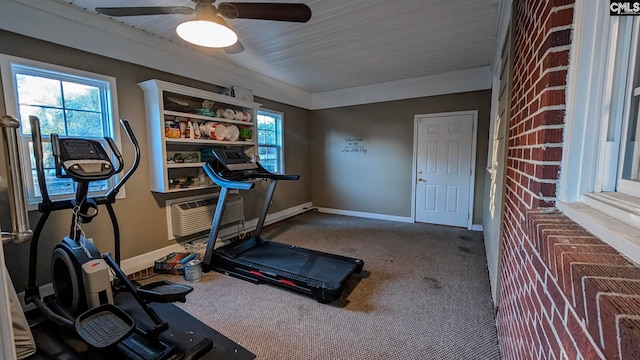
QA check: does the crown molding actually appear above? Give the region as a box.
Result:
[310,66,492,109]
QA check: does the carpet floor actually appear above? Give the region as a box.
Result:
[151,212,501,360]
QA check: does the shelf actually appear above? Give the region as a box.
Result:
[159,184,219,193]
[165,138,255,146]
[139,79,261,193]
[141,79,261,109]
[164,111,253,126]
[167,162,205,169]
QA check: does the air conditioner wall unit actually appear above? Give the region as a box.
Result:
[171,194,243,237]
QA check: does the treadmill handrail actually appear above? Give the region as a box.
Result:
[204,160,299,186]
[203,162,255,190]
[267,173,300,181]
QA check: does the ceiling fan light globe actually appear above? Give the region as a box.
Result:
[176,20,238,48]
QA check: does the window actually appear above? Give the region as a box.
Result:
[558,4,640,263]
[0,55,121,205]
[256,109,284,173]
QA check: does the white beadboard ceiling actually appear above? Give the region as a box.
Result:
[52,0,501,94]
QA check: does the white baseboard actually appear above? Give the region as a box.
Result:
[316,208,413,223]
[316,208,484,231]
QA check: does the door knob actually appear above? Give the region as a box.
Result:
[418,178,426,182]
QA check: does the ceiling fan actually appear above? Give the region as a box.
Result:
[95,1,312,54]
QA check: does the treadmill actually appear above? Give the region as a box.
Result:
[201,148,364,302]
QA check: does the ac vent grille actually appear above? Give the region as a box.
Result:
[171,194,243,237]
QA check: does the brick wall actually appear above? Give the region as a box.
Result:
[496,0,640,359]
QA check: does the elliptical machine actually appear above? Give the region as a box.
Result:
[23,115,207,359]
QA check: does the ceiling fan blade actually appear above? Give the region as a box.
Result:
[95,6,194,17]
[218,3,312,22]
[225,41,245,54]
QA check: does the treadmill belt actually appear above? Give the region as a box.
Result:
[236,243,358,285]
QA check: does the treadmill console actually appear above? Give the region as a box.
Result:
[56,138,114,180]
[212,149,258,171]
[205,148,298,184]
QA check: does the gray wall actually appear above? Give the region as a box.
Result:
[0,30,311,291]
[0,29,491,293]
[310,91,491,224]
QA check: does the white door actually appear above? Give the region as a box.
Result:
[414,112,476,228]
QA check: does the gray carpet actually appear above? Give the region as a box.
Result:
[152,212,500,360]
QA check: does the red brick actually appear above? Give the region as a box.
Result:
[552,7,574,28]
[565,308,604,359]
[500,1,577,358]
[543,310,563,358]
[533,109,566,127]
[618,317,640,360]
[546,272,568,316]
[531,146,563,161]
[554,245,621,294]
[541,233,594,272]
[551,307,579,360]
[542,49,570,69]
[536,70,569,93]
[540,231,598,265]
[531,198,556,208]
[537,29,572,59]
[539,182,557,198]
[552,0,575,7]
[571,265,640,322]
[582,278,640,349]
[596,295,640,360]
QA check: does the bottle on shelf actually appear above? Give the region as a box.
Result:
[198,168,206,186]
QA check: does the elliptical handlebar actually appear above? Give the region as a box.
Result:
[108,119,140,199]
[50,134,63,178]
[29,115,50,204]
[105,136,124,174]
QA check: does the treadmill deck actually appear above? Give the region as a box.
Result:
[209,236,364,302]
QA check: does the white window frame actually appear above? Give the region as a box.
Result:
[256,109,284,173]
[0,54,124,209]
[558,3,640,264]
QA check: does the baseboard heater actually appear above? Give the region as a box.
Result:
[171,194,243,237]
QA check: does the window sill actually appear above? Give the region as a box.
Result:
[556,196,640,265]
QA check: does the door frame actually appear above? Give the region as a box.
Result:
[411,110,478,229]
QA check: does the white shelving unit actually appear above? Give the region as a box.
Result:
[138,79,261,193]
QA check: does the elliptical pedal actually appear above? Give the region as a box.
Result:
[75,304,135,348]
[138,281,193,303]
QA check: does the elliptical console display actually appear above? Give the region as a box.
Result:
[54,137,117,179]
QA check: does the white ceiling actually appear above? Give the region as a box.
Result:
[55,0,502,94]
